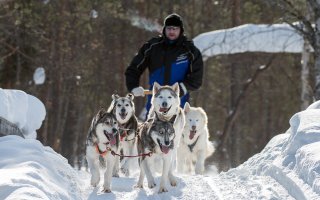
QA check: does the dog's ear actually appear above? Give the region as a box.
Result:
[126,93,134,101]
[172,82,180,96]
[184,102,191,113]
[112,94,120,100]
[153,82,161,94]
[199,107,208,125]
[154,111,159,120]
[97,108,107,118]
[169,115,176,124]
[107,95,117,113]
[93,108,105,126]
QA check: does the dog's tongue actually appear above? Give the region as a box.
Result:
[159,107,168,112]
[189,131,196,140]
[120,113,127,120]
[161,145,170,154]
[109,134,117,146]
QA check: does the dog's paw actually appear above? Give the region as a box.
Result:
[102,188,111,193]
[169,174,177,186]
[170,179,177,187]
[195,167,204,175]
[90,176,100,187]
[158,187,168,193]
[134,183,144,189]
[112,173,120,178]
[148,181,156,188]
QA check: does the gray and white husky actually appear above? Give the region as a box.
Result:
[148,82,185,181]
[177,102,215,174]
[85,108,120,193]
[107,93,139,177]
[136,113,176,193]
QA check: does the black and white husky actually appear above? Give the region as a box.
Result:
[136,113,176,193]
[148,82,185,147]
[107,93,139,176]
[146,82,185,190]
[177,102,214,174]
[85,109,120,193]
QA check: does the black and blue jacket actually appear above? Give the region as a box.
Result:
[125,34,203,114]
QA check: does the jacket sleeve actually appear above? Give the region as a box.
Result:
[125,41,151,92]
[182,44,204,92]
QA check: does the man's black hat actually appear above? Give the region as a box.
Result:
[163,13,184,33]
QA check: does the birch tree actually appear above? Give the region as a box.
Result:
[271,0,320,100]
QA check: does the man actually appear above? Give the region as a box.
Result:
[125,13,203,119]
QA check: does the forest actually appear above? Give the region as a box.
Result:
[0,0,315,171]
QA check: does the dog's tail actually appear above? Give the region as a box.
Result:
[206,141,215,157]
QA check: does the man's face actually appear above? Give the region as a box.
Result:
[165,26,181,40]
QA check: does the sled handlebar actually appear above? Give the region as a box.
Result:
[143,90,152,95]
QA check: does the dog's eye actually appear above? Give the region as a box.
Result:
[168,96,172,99]
[159,131,163,135]
[125,104,129,107]
[159,96,163,99]
[117,104,121,107]
[113,121,117,125]
[189,119,192,122]
[196,120,199,122]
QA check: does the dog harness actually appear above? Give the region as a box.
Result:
[187,135,200,152]
[120,130,127,141]
[119,128,138,142]
[95,143,108,157]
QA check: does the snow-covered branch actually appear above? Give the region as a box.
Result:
[193,23,311,60]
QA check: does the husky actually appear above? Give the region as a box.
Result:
[177,102,214,174]
[107,93,139,177]
[136,113,176,193]
[148,82,185,181]
[85,108,120,193]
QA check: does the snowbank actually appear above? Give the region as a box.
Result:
[193,23,308,59]
[0,89,46,139]
[0,136,84,200]
[222,102,320,199]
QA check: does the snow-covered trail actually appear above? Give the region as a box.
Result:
[78,167,295,200]
[79,170,221,200]
[0,135,313,200]
[209,171,294,200]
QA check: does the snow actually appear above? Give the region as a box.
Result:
[1,89,320,199]
[193,24,313,59]
[90,10,98,19]
[33,67,46,85]
[0,89,46,139]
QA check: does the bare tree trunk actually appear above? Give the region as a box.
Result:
[15,26,21,87]
[229,0,241,168]
[301,39,312,109]
[312,1,320,100]
[217,57,274,171]
[301,4,312,109]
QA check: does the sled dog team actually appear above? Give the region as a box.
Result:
[85,82,214,193]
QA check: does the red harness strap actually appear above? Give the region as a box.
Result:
[95,144,152,158]
[120,130,127,141]
[95,144,108,157]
